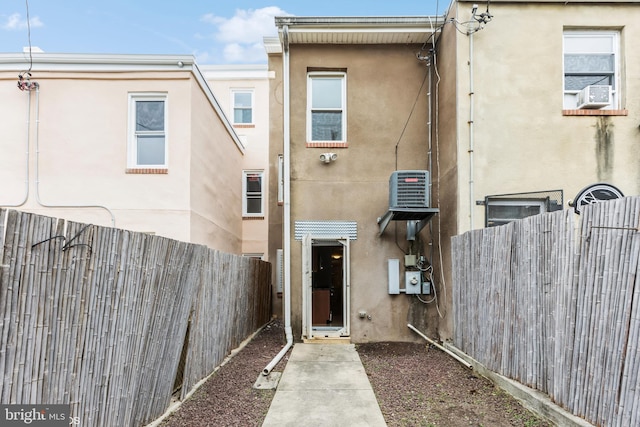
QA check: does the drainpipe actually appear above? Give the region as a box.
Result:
[408,324,472,369]
[263,24,293,376]
[468,30,475,230]
[1,89,31,208]
[33,85,116,227]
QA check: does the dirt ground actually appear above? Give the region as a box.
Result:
[158,320,551,427]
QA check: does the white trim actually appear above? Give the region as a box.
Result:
[486,199,546,226]
[242,170,264,216]
[242,253,265,260]
[562,30,620,110]
[127,93,168,169]
[302,235,350,339]
[306,72,347,143]
[277,155,284,204]
[231,89,255,125]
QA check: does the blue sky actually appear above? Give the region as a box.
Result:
[0,0,446,64]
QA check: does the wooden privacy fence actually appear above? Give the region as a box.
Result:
[0,209,271,427]
[452,197,640,427]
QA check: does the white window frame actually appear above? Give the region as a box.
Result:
[563,30,620,110]
[242,253,264,260]
[242,170,264,217]
[486,199,546,227]
[231,89,254,125]
[127,93,168,168]
[307,72,347,142]
[277,154,284,205]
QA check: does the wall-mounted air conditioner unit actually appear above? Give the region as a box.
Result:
[577,85,612,109]
[389,170,430,209]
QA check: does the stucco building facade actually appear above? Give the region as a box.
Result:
[266,17,444,343]
[0,53,246,255]
[266,0,640,343]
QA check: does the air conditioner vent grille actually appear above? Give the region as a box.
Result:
[389,170,430,208]
[577,85,612,109]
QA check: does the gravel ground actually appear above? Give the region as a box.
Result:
[158,320,552,427]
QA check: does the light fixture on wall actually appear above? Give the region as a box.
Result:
[320,152,337,164]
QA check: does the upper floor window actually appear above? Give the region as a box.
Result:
[563,31,619,110]
[243,170,264,217]
[307,72,346,142]
[128,94,167,168]
[232,90,253,125]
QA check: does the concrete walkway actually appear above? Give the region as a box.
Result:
[262,343,387,427]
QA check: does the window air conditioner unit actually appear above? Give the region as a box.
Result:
[389,170,430,209]
[577,85,612,109]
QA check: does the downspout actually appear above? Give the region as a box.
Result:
[468,30,475,230]
[1,89,31,208]
[408,323,472,369]
[263,24,293,376]
[33,85,116,227]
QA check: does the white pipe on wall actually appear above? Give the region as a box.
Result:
[468,30,475,231]
[1,89,31,208]
[263,24,293,376]
[33,85,116,227]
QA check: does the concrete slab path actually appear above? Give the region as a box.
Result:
[262,343,387,427]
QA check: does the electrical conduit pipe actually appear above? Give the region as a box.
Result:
[33,85,116,227]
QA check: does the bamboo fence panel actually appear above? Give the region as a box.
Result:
[0,209,272,427]
[451,197,640,427]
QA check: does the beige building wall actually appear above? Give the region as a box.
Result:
[446,0,640,234]
[434,0,640,339]
[0,54,244,255]
[201,65,272,259]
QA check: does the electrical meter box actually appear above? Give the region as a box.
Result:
[405,271,421,294]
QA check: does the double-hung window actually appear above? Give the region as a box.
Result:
[243,170,264,217]
[563,31,619,110]
[128,94,168,168]
[232,90,254,125]
[307,72,346,143]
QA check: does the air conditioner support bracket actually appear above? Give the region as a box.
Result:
[377,207,439,238]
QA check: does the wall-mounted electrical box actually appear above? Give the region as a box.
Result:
[422,281,432,295]
[405,271,421,294]
[388,259,400,295]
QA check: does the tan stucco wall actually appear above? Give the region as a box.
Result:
[433,0,640,339]
[285,44,440,342]
[451,1,640,234]
[267,54,285,319]
[430,12,461,341]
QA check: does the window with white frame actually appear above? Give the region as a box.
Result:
[232,90,253,124]
[243,253,264,260]
[243,170,264,216]
[277,154,284,205]
[563,31,619,109]
[486,199,547,227]
[307,72,346,142]
[128,94,168,168]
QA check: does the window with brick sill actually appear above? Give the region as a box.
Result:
[563,30,622,113]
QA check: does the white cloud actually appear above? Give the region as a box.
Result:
[1,13,43,31]
[201,6,290,63]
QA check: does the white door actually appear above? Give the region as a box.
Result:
[302,235,350,339]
